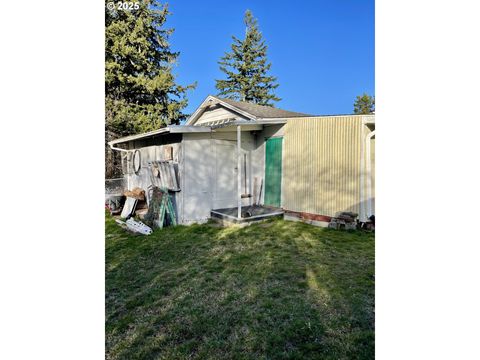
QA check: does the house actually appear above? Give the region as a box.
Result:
[108,95,375,226]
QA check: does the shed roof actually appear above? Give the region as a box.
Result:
[108,125,211,146]
[217,97,310,118]
[185,95,311,125]
[108,95,374,146]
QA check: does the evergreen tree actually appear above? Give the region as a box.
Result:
[105,0,195,177]
[353,93,375,114]
[216,10,280,106]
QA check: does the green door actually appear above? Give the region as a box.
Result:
[264,137,283,207]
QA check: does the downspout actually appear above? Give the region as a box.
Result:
[237,125,242,219]
[365,130,375,218]
[360,126,366,222]
[108,143,130,153]
[108,142,131,190]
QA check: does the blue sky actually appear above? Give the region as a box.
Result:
[166,0,374,116]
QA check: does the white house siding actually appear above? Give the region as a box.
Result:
[125,142,181,189]
[180,130,266,224]
[195,105,248,125]
[123,141,183,221]
[180,134,213,223]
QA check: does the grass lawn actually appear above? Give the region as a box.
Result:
[106,214,374,360]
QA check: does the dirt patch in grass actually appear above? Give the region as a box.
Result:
[106,213,374,359]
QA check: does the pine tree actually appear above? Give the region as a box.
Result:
[216,10,280,106]
[105,0,196,134]
[105,0,195,177]
[353,93,375,114]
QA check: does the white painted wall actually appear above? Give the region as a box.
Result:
[124,142,183,220]
[213,140,236,209]
[181,134,214,223]
[195,105,248,125]
[125,144,181,188]
[181,130,265,224]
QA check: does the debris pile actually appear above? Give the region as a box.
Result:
[143,186,177,229]
[360,215,375,231]
[328,212,358,230]
[106,183,178,235]
[105,195,124,215]
[123,187,145,200]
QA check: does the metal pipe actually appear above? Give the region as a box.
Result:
[108,143,130,153]
[108,142,131,190]
[359,126,366,222]
[237,125,242,219]
[258,178,263,206]
[244,154,247,194]
[365,130,375,217]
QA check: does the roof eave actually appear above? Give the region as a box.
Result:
[209,119,287,130]
[108,128,170,146]
[108,126,212,146]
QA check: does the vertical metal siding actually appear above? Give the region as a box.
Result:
[283,116,363,217]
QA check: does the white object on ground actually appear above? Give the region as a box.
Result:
[125,218,152,235]
[121,197,138,218]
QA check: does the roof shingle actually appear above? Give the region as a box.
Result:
[214,96,311,118]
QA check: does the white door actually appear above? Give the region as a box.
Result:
[182,137,214,223]
[214,141,237,209]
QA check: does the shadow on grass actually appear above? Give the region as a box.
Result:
[106,215,374,360]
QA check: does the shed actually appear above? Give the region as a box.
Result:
[108,95,375,225]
